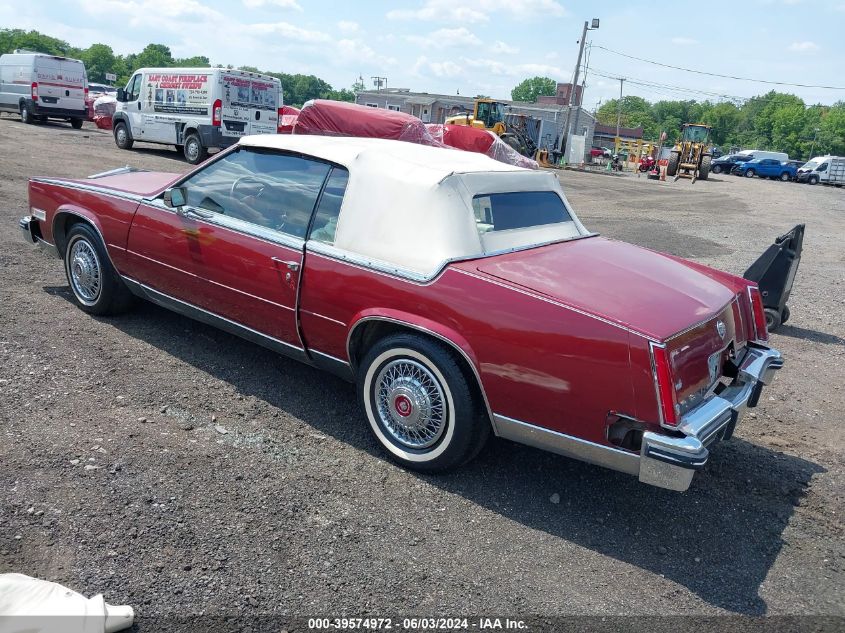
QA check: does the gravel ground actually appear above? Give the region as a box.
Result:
[0,116,843,629]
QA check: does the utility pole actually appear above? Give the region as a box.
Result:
[809,127,820,158]
[615,77,625,152]
[371,76,387,91]
[559,18,599,155]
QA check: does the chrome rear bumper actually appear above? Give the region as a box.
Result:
[639,345,783,491]
[19,216,58,257]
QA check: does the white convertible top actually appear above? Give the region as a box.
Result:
[238,135,588,279]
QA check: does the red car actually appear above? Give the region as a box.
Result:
[20,136,782,491]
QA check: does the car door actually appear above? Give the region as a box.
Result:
[123,73,144,138]
[128,146,333,355]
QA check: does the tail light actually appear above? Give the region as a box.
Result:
[31,82,38,101]
[212,99,222,126]
[84,87,89,100]
[748,285,769,343]
[650,343,679,427]
[277,107,284,133]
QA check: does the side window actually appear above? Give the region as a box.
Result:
[818,163,828,172]
[179,148,331,239]
[126,74,141,101]
[309,168,349,245]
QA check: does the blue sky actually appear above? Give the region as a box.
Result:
[2,0,844,106]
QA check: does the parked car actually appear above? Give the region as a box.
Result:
[20,135,782,492]
[114,67,283,164]
[710,153,753,174]
[85,83,116,121]
[796,155,845,185]
[590,147,612,158]
[735,158,797,181]
[0,50,88,127]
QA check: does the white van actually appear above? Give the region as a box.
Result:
[114,67,283,164]
[796,155,845,185]
[0,50,88,127]
[737,149,789,163]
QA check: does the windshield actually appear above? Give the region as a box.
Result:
[682,126,709,143]
[802,161,818,170]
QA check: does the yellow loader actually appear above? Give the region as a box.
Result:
[666,123,713,182]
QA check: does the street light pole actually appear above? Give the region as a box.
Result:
[560,18,599,156]
[615,77,625,152]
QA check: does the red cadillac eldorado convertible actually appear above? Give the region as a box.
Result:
[20,135,782,491]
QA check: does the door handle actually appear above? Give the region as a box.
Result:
[272,257,300,272]
[137,102,141,110]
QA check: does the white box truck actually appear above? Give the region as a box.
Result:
[0,50,88,128]
[114,67,283,164]
[737,149,789,163]
[796,155,845,186]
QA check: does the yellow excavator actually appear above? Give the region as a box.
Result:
[666,123,713,182]
[445,98,537,157]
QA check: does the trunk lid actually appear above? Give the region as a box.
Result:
[473,237,738,340]
[63,171,180,197]
[471,237,750,414]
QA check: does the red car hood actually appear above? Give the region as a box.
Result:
[66,171,180,197]
[470,236,737,340]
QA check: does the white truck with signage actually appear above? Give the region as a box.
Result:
[0,50,88,128]
[113,67,283,164]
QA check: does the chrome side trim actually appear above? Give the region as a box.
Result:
[453,267,656,341]
[494,414,640,476]
[305,233,600,285]
[88,165,145,179]
[346,316,497,433]
[299,308,346,327]
[37,237,59,258]
[122,277,309,363]
[30,177,144,203]
[309,349,354,382]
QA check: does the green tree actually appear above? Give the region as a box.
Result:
[79,43,116,82]
[0,28,77,56]
[510,76,556,103]
[132,43,174,69]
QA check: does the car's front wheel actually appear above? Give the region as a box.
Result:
[114,122,133,149]
[745,169,756,178]
[712,164,722,174]
[64,222,134,316]
[358,333,489,472]
[808,175,818,185]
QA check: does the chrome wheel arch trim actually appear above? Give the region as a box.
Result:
[346,315,497,434]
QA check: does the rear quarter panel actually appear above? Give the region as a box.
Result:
[300,253,644,446]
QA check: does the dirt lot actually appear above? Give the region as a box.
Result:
[1,116,843,628]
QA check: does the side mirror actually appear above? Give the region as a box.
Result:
[163,186,187,209]
[116,88,126,102]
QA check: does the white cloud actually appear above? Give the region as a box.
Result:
[491,41,519,55]
[242,0,302,9]
[407,27,482,48]
[787,40,819,52]
[671,36,699,45]
[388,0,564,22]
[413,56,463,79]
[337,20,360,34]
[247,22,330,42]
[336,39,397,68]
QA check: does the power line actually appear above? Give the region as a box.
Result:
[588,68,748,103]
[592,45,845,90]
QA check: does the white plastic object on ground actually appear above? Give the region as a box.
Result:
[0,573,134,633]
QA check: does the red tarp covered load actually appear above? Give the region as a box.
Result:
[278,105,300,134]
[294,99,441,145]
[293,99,537,169]
[92,94,117,130]
[426,123,539,170]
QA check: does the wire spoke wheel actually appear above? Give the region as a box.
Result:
[68,237,102,305]
[374,358,447,450]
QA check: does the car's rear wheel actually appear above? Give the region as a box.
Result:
[20,103,33,124]
[63,223,134,316]
[745,169,756,178]
[764,308,781,332]
[358,333,489,472]
[114,122,133,149]
[70,118,83,129]
[183,132,207,164]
